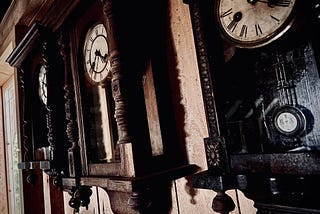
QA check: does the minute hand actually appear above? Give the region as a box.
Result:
[257,0,291,7]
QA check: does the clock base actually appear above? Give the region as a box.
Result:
[192,171,320,214]
[62,164,198,213]
[255,202,320,214]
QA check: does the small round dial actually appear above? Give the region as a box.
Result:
[38,65,47,105]
[216,0,297,48]
[273,105,306,137]
[275,111,298,133]
[83,23,111,84]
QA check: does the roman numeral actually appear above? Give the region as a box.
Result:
[88,67,94,78]
[99,25,105,34]
[271,15,280,22]
[93,71,97,80]
[221,8,232,18]
[227,20,238,32]
[240,25,247,38]
[255,24,263,36]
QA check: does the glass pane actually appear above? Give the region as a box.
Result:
[217,42,320,154]
[3,75,24,214]
[85,81,118,163]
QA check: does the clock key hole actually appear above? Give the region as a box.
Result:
[234,12,243,22]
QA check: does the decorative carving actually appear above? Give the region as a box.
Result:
[188,0,228,173]
[211,191,235,214]
[205,137,222,170]
[188,0,220,139]
[42,38,57,176]
[58,30,81,178]
[17,68,32,162]
[187,1,233,212]
[68,186,93,212]
[127,191,151,212]
[102,0,132,144]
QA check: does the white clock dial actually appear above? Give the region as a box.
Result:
[83,23,111,83]
[38,65,47,105]
[216,0,296,48]
[273,105,308,137]
[275,111,298,133]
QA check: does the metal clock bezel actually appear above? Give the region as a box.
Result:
[83,23,111,85]
[273,105,307,137]
[214,0,298,49]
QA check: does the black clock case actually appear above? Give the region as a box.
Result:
[185,0,320,213]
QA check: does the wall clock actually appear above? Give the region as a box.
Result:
[80,21,117,164]
[6,23,69,213]
[59,1,198,213]
[83,23,111,84]
[216,0,297,48]
[185,0,320,213]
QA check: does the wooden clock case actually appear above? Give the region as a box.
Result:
[6,22,68,213]
[7,0,198,213]
[6,23,68,180]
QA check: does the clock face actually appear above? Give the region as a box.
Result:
[273,106,306,137]
[83,23,111,84]
[216,0,296,48]
[275,111,298,133]
[38,65,47,105]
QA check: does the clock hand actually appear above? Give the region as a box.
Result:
[94,55,99,71]
[94,49,108,63]
[99,53,109,63]
[100,53,109,63]
[95,49,102,57]
[256,0,291,7]
[227,12,242,32]
[91,61,96,70]
[268,0,291,7]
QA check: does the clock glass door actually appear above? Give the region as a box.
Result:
[219,43,318,154]
[210,2,320,155]
[83,79,118,163]
[81,22,118,163]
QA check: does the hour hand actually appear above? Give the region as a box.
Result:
[98,53,109,63]
[101,53,109,62]
[267,0,291,7]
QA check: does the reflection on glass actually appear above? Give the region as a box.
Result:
[87,81,117,163]
[219,43,319,154]
[38,65,47,106]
